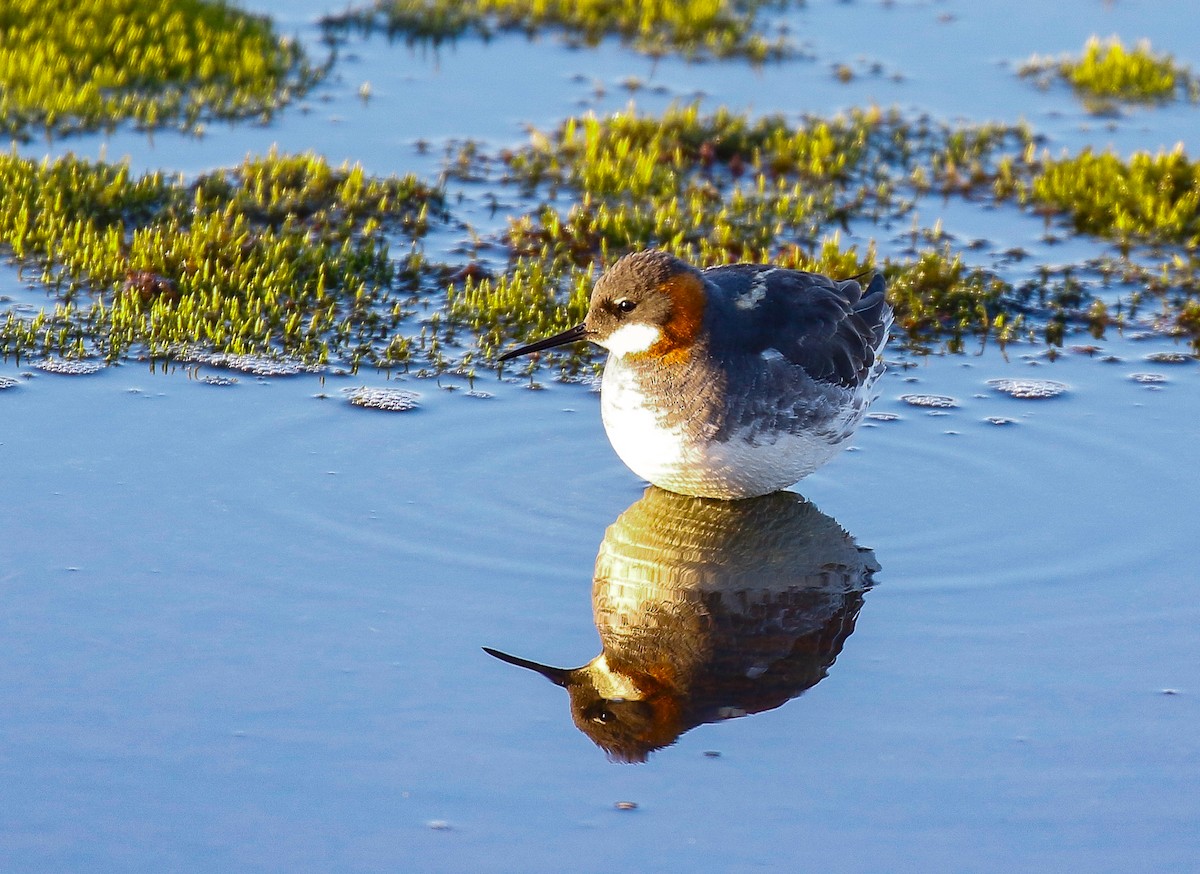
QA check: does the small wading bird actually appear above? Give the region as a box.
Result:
[500,249,892,499]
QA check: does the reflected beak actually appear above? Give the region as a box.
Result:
[497,323,590,362]
[483,647,576,687]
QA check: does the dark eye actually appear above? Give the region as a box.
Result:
[615,299,637,314]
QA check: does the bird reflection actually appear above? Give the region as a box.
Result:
[485,487,879,763]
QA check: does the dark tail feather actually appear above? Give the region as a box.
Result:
[853,274,891,347]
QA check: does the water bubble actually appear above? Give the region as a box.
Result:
[343,386,420,411]
[986,378,1068,399]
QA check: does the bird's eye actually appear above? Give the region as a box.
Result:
[615,299,637,314]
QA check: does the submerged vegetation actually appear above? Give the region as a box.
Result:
[0,0,320,139]
[1020,36,1199,109]
[321,0,790,61]
[0,151,444,367]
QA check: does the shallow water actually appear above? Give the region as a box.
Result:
[4,1,1200,871]
[3,336,1198,872]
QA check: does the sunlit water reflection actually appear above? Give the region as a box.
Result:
[486,487,877,762]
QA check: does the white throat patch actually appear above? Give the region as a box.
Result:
[599,323,661,357]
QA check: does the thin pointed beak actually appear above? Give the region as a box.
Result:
[497,323,591,362]
[483,647,575,687]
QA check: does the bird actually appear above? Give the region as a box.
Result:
[483,486,879,762]
[499,249,892,500]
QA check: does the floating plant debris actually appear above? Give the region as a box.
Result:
[985,416,1017,426]
[203,354,314,377]
[199,375,239,386]
[986,378,1068,399]
[900,394,958,409]
[343,386,420,411]
[0,375,18,389]
[34,358,103,375]
[1129,372,1167,384]
[0,0,323,140]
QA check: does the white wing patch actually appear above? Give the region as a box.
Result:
[599,323,661,357]
[734,268,776,310]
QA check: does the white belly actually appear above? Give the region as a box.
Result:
[599,361,845,500]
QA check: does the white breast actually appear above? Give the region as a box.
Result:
[599,357,848,499]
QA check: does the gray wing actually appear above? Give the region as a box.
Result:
[705,264,891,389]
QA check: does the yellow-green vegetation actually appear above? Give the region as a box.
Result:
[996,144,1200,345]
[1020,36,1199,108]
[999,146,1200,247]
[0,151,443,366]
[322,0,789,61]
[0,0,320,139]
[445,104,1039,366]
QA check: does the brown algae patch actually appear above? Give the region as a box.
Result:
[986,378,1068,399]
[343,386,420,411]
[0,0,322,140]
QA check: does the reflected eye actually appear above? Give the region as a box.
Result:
[615,299,637,314]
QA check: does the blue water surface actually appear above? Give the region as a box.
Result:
[3,1,1200,871]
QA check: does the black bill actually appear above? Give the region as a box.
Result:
[497,323,590,362]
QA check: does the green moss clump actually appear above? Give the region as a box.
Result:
[0,0,321,139]
[1019,36,1198,108]
[323,0,790,62]
[1005,146,1200,249]
[0,151,444,366]
[437,105,1046,367]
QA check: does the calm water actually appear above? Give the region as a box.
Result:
[3,1,1200,871]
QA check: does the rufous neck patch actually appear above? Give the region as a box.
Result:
[645,272,706,365]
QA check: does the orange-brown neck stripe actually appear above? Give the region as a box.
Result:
[643,272,706,365]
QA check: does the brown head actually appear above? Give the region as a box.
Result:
[498,250,707,365]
